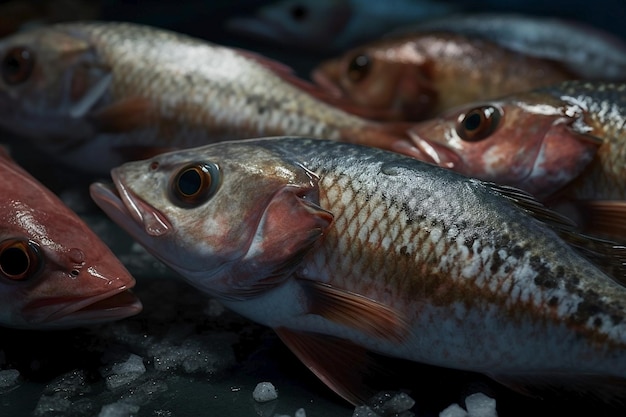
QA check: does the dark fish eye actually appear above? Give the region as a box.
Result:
[347,53,371,83]
[2,46,35,85]
[0,239,43,282]
[289,4,308,21]
[456,105,502,142]
[170,162,220,207]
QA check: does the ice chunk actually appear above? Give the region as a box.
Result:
[295,408,306,417]
[34,394,73,416]
[103,354,146,390]
[252,381,278,402]
[353,405,379,417]
[439,403,469,417]
[0,369,20,389]
[465,393,497,417]
[98,402,140,417]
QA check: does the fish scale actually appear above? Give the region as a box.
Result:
[0,21,416,174]
[91,137,626,404]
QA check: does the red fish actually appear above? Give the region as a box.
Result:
[0,147,141,328]
[409,81,626,241]
[312,31,576,122]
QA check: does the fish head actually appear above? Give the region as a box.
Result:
[312,40,437,121]
[90,140,334,300]
[0,25,110,140]
[0,153,141,329]
[408,94,601,198]
[226,0,352,49]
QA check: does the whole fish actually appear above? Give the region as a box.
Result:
[0,147,141,329]
[397,13,626,81]
[408,81,626,240]
[0,21,418,174]
[312,31,575,122]
[226,0,459,52]
[91,137,626,405]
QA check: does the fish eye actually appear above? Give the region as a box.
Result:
[2,46,35,85]
[289,4,308,21]
[170,162,220,207]
[455,105,502,142]
[347,53,371,83]
[0,239,43,282]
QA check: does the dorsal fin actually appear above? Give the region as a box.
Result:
[486,182,626,284]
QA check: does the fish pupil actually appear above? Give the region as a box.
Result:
[0,247,29,277]
[2,47,34,85]
[347,54,371,82]
[464,113,482,131]
[178,168,204,196]
[290,4,308,21]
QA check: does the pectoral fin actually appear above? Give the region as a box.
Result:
[301,280,411,344]
[274,328,385,405]
[89,96,156,133]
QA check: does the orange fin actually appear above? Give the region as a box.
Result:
[88,96,156,133]
[490,372,626,404]
[274,328,386,405]
[301,280,410,344]
[342,122,428,160]
[572,200,626,240]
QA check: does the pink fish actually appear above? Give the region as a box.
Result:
[408,81,626,242]
[0,147,141,328]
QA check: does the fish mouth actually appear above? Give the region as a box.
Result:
[90,173,172,238]
[311,65,344,98]
[23,286,142,327]
[406,128,461,169]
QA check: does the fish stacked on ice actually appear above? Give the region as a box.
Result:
[91,137,626,404]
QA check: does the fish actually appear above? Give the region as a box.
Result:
[91,136,626,405]
[0,21,419,174]
[408,81,626,241]
[395,13,626,81]
[225,0,458,52]
[0,147,141,329]
[311,31,576,122]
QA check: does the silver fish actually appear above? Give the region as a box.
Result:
[91,137,626,404]
[0,21,416,173]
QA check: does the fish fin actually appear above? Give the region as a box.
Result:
[483,182,577,229]
[300,280,411,344]
[68,64,113,118]
[342,123,428,160]
[490,372,626,404]
[274,328,385,405]
[488,185,626,282]
[570,200,626,240]
[88,96,156,133]
[235,48,329,95]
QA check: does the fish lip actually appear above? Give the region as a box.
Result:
[92,171,172,237]
[311,68,344,98]
[23,286,143,326]
[408,129,460,169]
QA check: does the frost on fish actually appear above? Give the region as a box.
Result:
[91,137,626,405]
